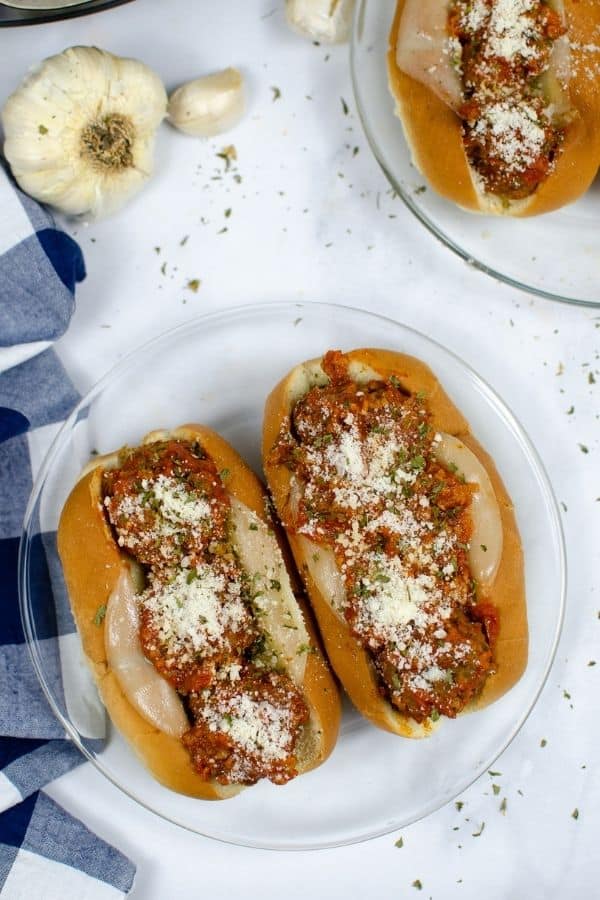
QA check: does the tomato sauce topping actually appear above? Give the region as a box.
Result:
[103,440,230,571]
[448,0,568,200]
[103,440,308,784]
[274,351,497,723]
[183,670,309,785]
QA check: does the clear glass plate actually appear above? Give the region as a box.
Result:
[20,302,565,849]
[352,0,600,307]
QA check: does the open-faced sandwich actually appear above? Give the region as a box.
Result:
[58,426,340,798]
[388,0,600,215]
[263,349,528,736]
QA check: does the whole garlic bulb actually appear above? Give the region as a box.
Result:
[285,0,356,44]
[1,46,167,218]
[167,68,245,138]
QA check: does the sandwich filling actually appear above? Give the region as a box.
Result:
[103,439,309,785]
[273,351,499,724]
[449,0,568,200]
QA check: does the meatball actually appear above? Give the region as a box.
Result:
[103,440,230,570]
[183,670,309,785]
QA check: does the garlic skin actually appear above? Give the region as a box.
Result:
[167,68,245,138]
[285,0,356,44]
[1,46,167,218]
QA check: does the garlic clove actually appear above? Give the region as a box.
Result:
[167,68,245,138]
[2,46,167,218]
[285,0,356,44]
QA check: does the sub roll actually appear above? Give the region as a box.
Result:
[58,425,340,798]
[263,350,528,737]
[387,0,600,215]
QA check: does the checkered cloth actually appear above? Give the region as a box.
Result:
[0,165,136,897]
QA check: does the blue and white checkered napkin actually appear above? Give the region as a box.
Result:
[0,165,136,897]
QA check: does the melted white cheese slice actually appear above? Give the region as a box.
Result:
[434,433,503,588]
[104,568,189,737]
[396,0,463,111]
[298,533,347,623]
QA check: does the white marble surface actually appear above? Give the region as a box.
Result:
[2,1,599,897]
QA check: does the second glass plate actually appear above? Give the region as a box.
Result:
[352,0,600,306]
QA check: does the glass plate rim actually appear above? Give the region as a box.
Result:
[18,300,567,850]
[350,0,599,309]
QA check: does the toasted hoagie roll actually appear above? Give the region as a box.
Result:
[263,350,527,737]
[387,0,600,215]
[58,425,340,798]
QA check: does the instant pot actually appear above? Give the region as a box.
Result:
[0,0,134,25]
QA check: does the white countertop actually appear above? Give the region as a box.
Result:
[2,1,599,897]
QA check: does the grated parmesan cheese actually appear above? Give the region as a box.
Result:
[357,558,446,636]
[207,693,294,762]
[303,422,414,519]
[487,0,539,61]
[461,0,488,33]
[142,566,248,658]
[471,100,547,173]
[145,474,211,526]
